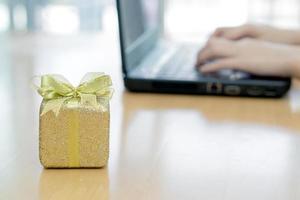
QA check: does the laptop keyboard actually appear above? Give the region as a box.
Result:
[129,44,252,81]
[154,46,251,81]
[154,46,202,79]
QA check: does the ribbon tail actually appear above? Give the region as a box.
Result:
[98,98,110,112]
[41,98,69,117]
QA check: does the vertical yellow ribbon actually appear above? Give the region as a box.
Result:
[68,109,80,167]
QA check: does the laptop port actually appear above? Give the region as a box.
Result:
[207,82,222,94]
[247,87,264,96]
[224,85,241,95]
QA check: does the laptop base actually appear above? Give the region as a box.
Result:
[124,77,291,98]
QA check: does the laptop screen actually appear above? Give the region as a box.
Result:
[118,0,162,72]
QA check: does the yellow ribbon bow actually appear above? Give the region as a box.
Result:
[34,72,113,116]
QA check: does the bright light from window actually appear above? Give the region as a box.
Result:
[41,5,79,34]
[165,0,300,42]
[13,4,27,31]
[165,0,249,41]
[0,4,9,32]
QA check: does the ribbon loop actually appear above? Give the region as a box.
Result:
[34,73,113,116]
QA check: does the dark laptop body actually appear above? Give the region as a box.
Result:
[116,0,291,97]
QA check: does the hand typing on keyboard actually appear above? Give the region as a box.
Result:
[195,24,300,79]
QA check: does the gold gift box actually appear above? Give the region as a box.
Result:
[39,99,109,168]
[35,73,113,169]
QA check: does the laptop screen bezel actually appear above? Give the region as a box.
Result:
[116,0,163,76]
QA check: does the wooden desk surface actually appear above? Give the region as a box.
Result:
[1,34,300,200]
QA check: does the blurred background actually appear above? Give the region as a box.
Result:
[1,0,300,101]
[0,0,299,38]
[1,0,300,99]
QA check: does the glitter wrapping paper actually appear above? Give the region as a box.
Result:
[39,98,109,168]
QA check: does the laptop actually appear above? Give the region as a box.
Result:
[116,0,291,97]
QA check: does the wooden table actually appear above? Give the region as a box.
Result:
[1,34,300,200]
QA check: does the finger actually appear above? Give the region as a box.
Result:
[196,38,236,65]
[212,25,254,40]
[212,27,229,37]
[199,58,244,73]
[221,25,253,40]
[196,47,223,66]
